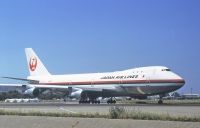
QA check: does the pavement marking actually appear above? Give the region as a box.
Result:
[58,106,77,114]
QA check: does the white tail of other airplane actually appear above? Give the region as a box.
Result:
[25,48,51,76]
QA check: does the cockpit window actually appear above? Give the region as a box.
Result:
[162,69,171,71]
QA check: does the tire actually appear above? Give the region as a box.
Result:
[158,100,163,104]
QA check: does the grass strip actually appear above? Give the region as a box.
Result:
[109,106,200,122]
[0,107,199,122]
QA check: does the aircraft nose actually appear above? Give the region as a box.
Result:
[176,75,185,87]
[179,78,185,86]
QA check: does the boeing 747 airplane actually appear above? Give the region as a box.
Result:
[0,48,185,104]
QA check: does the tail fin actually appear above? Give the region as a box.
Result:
[25,48,51,76]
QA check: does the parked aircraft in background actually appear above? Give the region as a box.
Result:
[0,48,185,104]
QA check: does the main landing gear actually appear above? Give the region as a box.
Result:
[107,98,116,104]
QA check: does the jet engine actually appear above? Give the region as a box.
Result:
[22,85,40,97]
[69,88,83,99]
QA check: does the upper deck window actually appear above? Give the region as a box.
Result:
[162,69,171,71]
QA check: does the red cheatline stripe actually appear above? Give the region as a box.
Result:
[39,79,185,86]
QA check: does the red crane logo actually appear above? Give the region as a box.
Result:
[29,57,37,71]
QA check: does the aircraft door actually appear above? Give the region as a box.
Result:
[91,78,94,88]
[145,68,156,86]
[145,72,150,86]
[146,76,150,86]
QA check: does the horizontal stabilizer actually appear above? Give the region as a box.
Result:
[1,76,39,84]
[0,83,69,89]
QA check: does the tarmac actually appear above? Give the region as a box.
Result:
[0,102,200,117]
[0,116,199,128]
[0,102,200,128]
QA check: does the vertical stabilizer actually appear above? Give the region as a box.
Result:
[25,48,51,76]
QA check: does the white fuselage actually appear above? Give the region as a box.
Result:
[27,66,185,97]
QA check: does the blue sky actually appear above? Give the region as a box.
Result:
[0,0,199,94]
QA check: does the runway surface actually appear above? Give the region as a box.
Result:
[0,102,200,128]
[0,102,200,117]
[0,115,199,128]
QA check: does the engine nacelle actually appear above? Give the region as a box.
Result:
[23,87,40,97]
[69,89,82,99]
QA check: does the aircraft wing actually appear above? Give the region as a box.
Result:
[0,83,68,89]
[1,76,39,84]
[0,84,22,87]
[29,84,69,89]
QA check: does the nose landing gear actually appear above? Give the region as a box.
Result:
[158,95,164,104]
[158,99,163,104]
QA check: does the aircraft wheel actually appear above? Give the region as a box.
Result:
[158,100,163,104]
[107,99,116,104]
